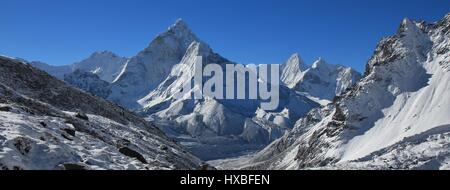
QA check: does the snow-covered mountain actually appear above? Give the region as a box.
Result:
[281,54,362,103]
[233,14,450,170]
[25,19,364,162]
[30,51,128,83]
[29,19,362,161]
[108,19,200,109]
[0,55,202,170]
[138,41,319,160]
[280,53,309,88]
[30,20,198,109]
[64,69,112,99]
[71,51,128,83]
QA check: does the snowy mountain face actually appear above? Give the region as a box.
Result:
[236,14,450,170]
[71,51,128,83]
[30,51,127,83]
[64,70,111,99]
[138,42,319,160]
[280,53,309,88]
[29,51,127,99]
[30,20,357,161]
[0,56,202,170]
[25,19,368,164]
[281,54,362,103]
[108,20,200,109]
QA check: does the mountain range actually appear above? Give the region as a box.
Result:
[212,13,450,170]
[32,19,361,160]
[5,13,450,169]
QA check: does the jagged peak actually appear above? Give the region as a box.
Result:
[397,17,424,36]
[166,18,196,37]
[170,18,188,29]
[141,19,199,53]
[290,52,300,59]
[288,53,302,63]
[285,53,308,71]
[401,18,414,27]
[445,13,450,21]
[438,13,450,28]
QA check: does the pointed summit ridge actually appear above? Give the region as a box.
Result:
[397,17,425,36]
[108,20,203,109]
[170,18,189,30]
[287,53,308,70]
[280,53,308,88]
[163,18,198,42]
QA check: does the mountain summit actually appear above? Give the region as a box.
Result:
[29,51,127,83]
[108,19,200,109]
[280,53,308,88]
[281,55,361,103]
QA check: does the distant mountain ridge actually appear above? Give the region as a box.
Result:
[30,51,127,83]
[281,54,362,103]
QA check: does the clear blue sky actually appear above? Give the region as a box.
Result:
[1,0,449,72]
